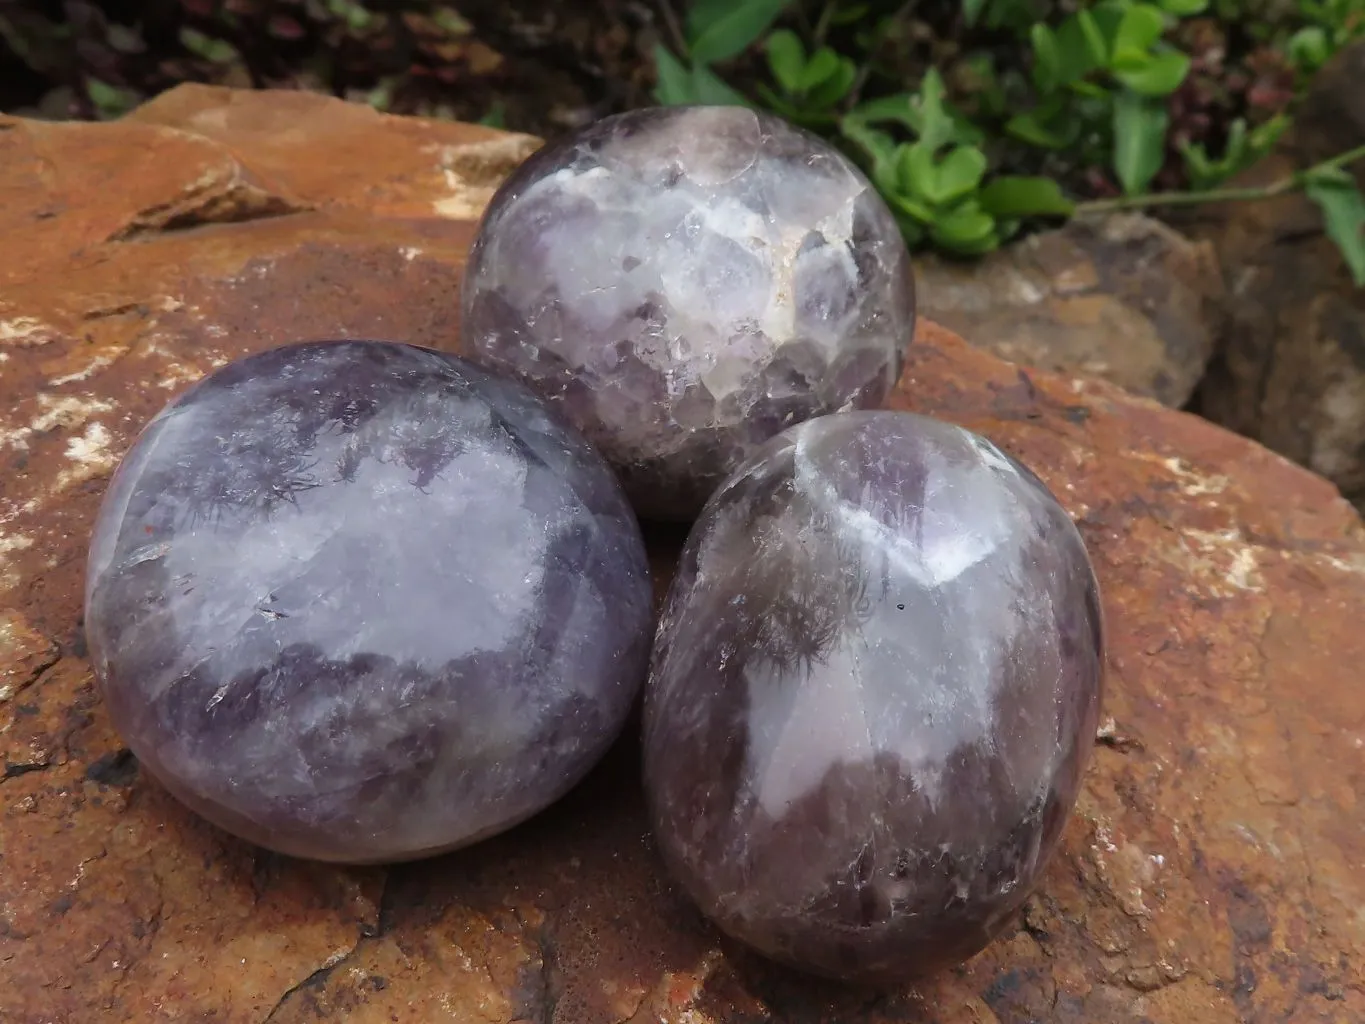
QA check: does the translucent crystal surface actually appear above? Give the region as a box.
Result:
[85,341,653,864]
[643,411,1104,982]
[462,105,916,520]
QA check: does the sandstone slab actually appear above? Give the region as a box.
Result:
[1,85,1363,1023]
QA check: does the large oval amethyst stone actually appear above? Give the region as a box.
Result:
[85,340,653,864]
[643,410,1104,982]
[462,105,916,521]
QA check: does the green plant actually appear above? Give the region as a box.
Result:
[1285,0,1365,74]
[651,0,1365,283]
[0,1,500,123]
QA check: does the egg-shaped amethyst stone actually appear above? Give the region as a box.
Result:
[461,105,916,521]
[85,340,653,864]
[643,411,1104,982]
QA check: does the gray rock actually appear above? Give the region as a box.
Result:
[918,212,1225,407]
[84,340,653,864]
[461,106,916,520]
[643,410,1104,983]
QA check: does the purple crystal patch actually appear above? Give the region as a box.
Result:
[643,410,1104,982]
[85,340,653,864]
[462,105,917,520]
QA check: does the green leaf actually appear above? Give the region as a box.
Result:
[933,228,1001,255]
[840,116,898,166]
[805,56,857,108]
[848,85,985,147]
[962,0,990,27]
[888,190,938,226]
[831,3,871,24]
[1248,112,1290,152]
[1089,1,1127,53]
[1067,79,1110,99]
[914,69,954,149]
[86,79,140,119]
[1076,10,1109,66]
[930,200,999,252]
[179,27,240,63]
[1006,111,1071,149]
[1221,117,1248,166]
[687,63,752,106]
[1112,4,1167,63]
[477,101,507,128]
[893,212,927,247]
[897,142,939,199]
[1050,15,1103,85]
[935,146,989,203]
[1030,24,1062,92]
[800,47,843,90]
[1301,165,1356,189]
[978,176,1076,217]
[1179,140,1215,189]
[1112,91,1169,195]
[849,93,919,130]
[653,45,751,106]
[653,44,696,104]
[686,0,792,64]
[1112,50,1191,95]
[1305,178,1365,286]
[1158,0,1208,12]
[1287,26,1330,70]
[765,30,805,93]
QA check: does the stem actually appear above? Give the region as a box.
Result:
[655,0,688,59]
[813,0,837,45]
[1075,143,1365,214]
[843,0,916,112]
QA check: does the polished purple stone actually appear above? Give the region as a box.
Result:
[461,105,916,521]
[643,411,1104,983]
[85,340,653,864]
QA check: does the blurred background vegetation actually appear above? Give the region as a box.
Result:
[1,0,1360,270]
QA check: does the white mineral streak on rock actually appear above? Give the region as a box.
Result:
[0,317,58,345]
[1,393,117,458]
[0,532,35,591]
[55,422,118,490]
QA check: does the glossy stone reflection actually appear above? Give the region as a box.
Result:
[85,340,653,864]
[462,105,916,520]
[643,411,1104,983]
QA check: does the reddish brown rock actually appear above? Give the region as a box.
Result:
[1,85,1363,1023]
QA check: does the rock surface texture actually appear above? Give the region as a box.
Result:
[645,411,1104,982]
[1183,41,1365,507]
[462,105,917,520]
[85,340,651,864]
[0,86,1363,1023]
[918,212,1225,408]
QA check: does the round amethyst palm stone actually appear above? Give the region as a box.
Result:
[644,411,1104,983]
[85,340,653,864]
[462,105,916,521]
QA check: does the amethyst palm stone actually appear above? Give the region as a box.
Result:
[462,105,916,521]
[644,411,1104,983]
[85,340,653,864]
